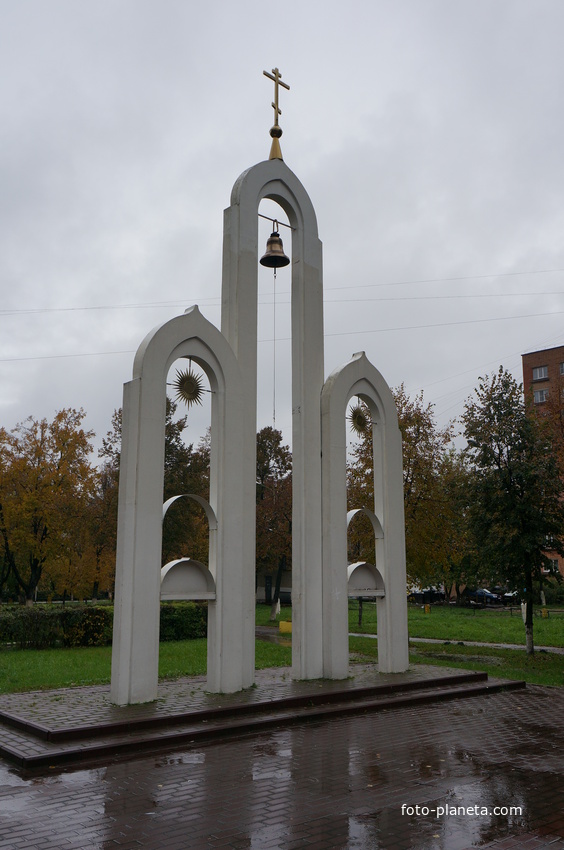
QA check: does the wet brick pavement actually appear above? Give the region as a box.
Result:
[0,664,465,732]
[0,681,563,849]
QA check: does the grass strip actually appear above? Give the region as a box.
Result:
[0,639,292,695]
[405,605,564,647]
[1,610,561,694]
[349,635,564,688]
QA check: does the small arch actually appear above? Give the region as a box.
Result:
[347,508,384,539]
[162,494,218,530]
[347,562,385,598]
[160,558,216,601]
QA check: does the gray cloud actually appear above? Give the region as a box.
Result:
[1,0,563,452]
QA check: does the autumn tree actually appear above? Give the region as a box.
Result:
[99,400,210,570]
[347,386,452,585]
[255,426,292,618]
[161,412,210,566]
[0,409,97,603]
[431,450,477,603]
[256,426,292,500]
[83,461,120,599]
[462,367,564,653]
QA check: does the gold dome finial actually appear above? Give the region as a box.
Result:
[263,67,290,160]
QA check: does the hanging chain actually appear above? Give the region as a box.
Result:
[273,266,277,428]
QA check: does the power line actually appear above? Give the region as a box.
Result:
[0,300,213,317]
[0,350,134,363]
[1,266,563,318]
[3,307,564,363]
[322,291,564,304]
[421,327,564,420]
[3,289,563,319]
[322,308,564,339]
[324,267,564,291]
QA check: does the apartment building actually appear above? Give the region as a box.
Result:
[522,343,564,578]
[522,343,564,408]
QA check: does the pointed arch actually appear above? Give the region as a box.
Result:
[321,351,409,677]
[222,159,325,680]
[111,306,251,704]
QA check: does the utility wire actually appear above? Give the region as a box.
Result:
[2,307,564,363]
[0,350,135,363]
[1,266,563,317]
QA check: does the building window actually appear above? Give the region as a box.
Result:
[560,362,564,376]
[533,365,549,381]
[545,535,555,547]
[534,389,549,403]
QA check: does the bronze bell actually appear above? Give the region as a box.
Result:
[260,229,290,268]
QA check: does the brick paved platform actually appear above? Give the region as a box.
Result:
[0,673,561,850]
[0,664,524,770]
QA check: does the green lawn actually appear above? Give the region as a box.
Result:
[257,601,564,647]
[0,639,292,695]
[349,636,564,688]
[255,604,291,627]
[258,602,564,687]
[405,604,564,647]
[0,605,561,695]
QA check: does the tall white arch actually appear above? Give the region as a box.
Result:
[110,306,249,704]
[321,351,409,677]
[222,159,325,680]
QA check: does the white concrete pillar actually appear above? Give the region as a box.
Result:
[111,375,164,704]
[222,159,325,680]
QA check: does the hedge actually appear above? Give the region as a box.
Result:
[159,601,208,642]
[0,602,207,649]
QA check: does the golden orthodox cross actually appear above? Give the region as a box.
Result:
[263,67,290,128]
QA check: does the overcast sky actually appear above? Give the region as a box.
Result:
[1,0,563,457]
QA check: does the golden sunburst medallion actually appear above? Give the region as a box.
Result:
[173,367,205,407]
[348,402,371,435]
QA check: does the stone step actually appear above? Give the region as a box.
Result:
[0,673,525,770]
[0,669,487,743]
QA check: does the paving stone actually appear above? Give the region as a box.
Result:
[0,674,562,847]
[0,665,522,770]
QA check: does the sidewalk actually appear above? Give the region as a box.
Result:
[0,666,564,850]
[410,636,564,654]
[0,664,521,769]
[0,675,562,849]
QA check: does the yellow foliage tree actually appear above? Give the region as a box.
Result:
[0,409,97,602]
[347,386,453,586]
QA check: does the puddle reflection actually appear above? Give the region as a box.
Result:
[1,692,563,849]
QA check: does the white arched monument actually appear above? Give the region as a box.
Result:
[110,69,408,704]
[110,307,251,704]
[321,352,409,678]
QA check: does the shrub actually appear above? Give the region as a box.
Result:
[0,606,63,649]
[159,602,207,641]
[0,601,208,649]
[60,606,113,647]
[0,605,113,649]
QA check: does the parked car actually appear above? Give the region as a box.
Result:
[408,587,445,604]
[465,588,502,606]
[502,590,520,605]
